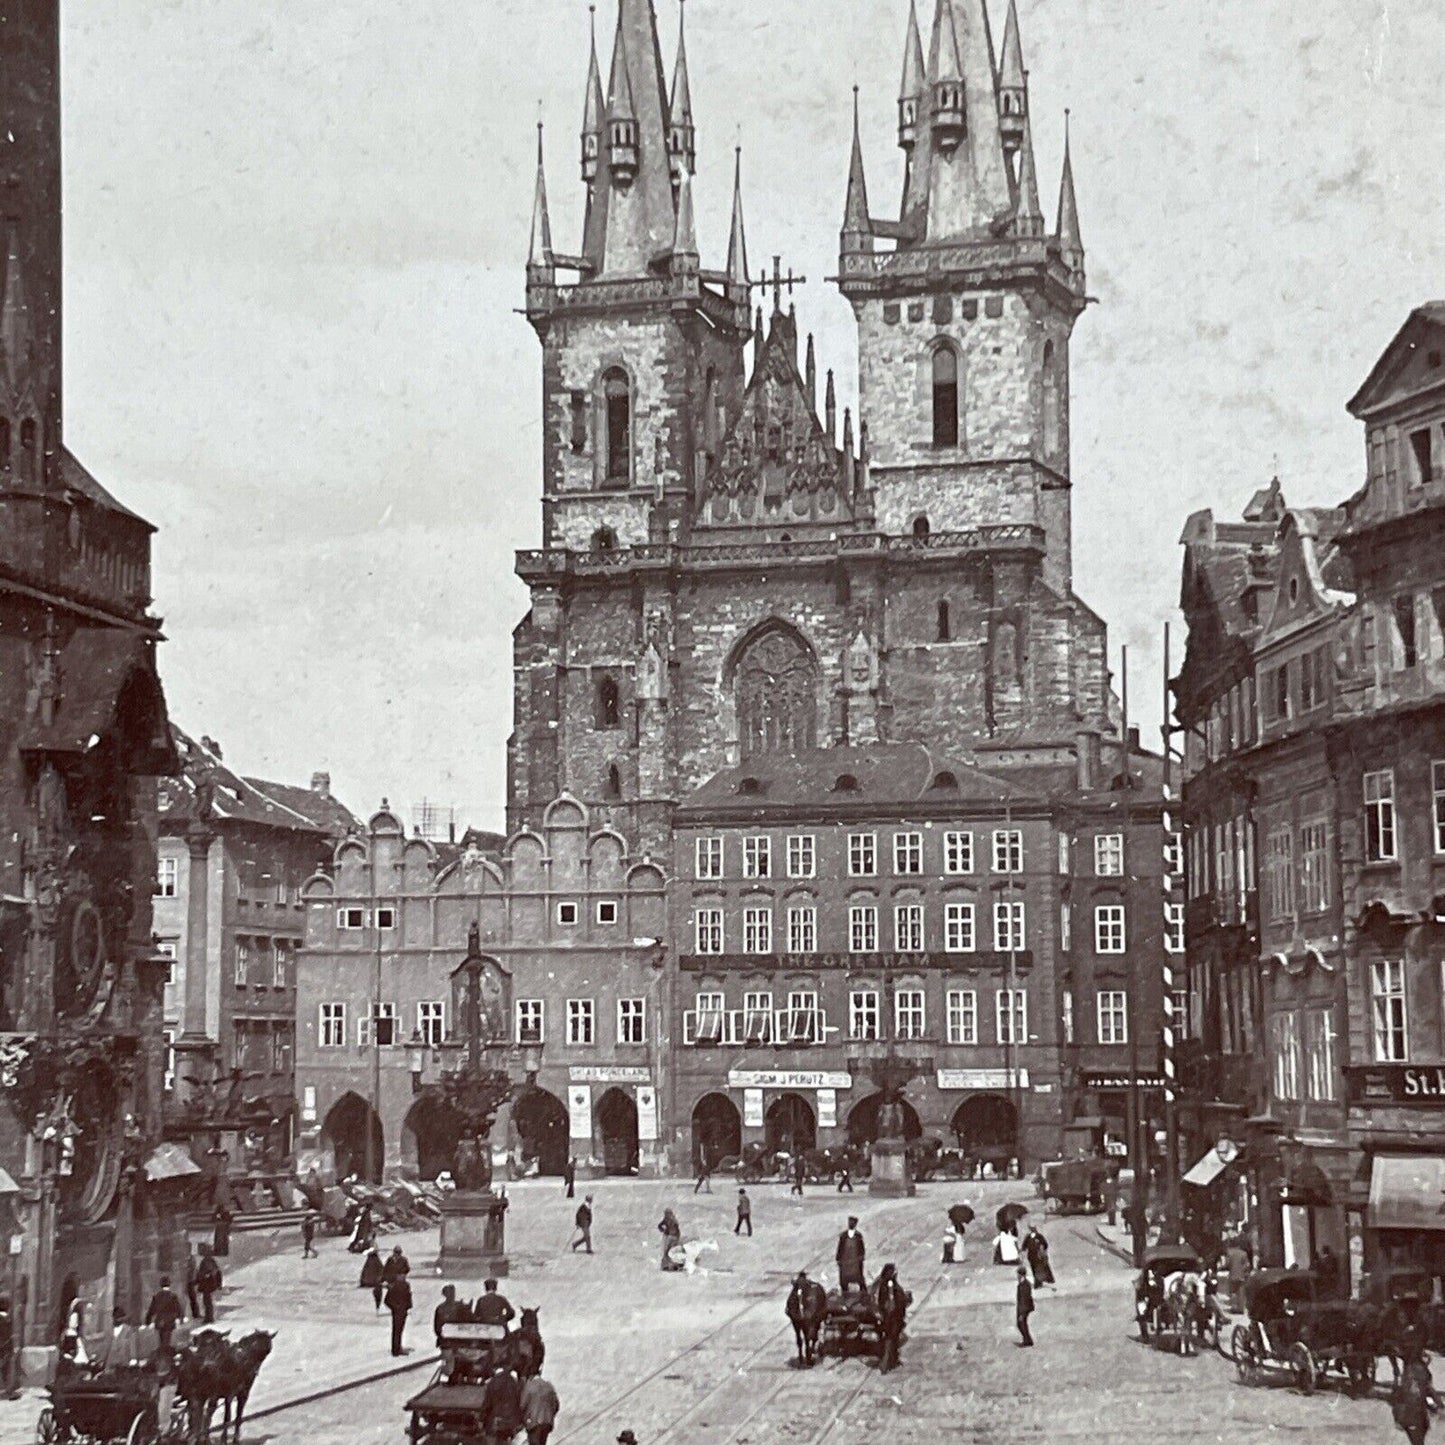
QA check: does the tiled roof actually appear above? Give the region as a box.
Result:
[60,447,150,529]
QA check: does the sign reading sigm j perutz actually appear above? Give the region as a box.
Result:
[727,1070,852,1090]
[1345,1064,1445,1105]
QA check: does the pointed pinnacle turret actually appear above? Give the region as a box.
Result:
[581,5,606,183]
[1014,109,1043,237]
[805,334,817,413]
[671,167,698,262]
[1057,112,1084,281]
[998,0,1027,153]
[842,87,873,255]
[668,0,696,179]
[753,306,764,374]
[606,8,637,123]
[529,123,555,271]
[0,221,34,402]
[897,0,926,149]
[825,369,837,439]
[727,148,750,287]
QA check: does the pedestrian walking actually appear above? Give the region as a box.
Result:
[836,1164,853,1194]
[144,1276,185,1352]
[1023,1226,1054,1287]
[382,1245,411,1285]
[563,1158,575,1200]
[384,1274,413,1357]
[0,1295,17,1401]
[433,1285,467,1346]
[211,1203,232,1258]
[184,1245,200,1319]
[301,1212,317,1258]
[790,1155,805,1197]
[1393,1344,1435,1445]
[571,1195,594,1254]
[658,1208,683,1271]
[521,1370,560,1445]
[836,1217,866,1294]
[360,1246,386,1309]
[693,1155,712,1194]
[734,1189,752,1236]
[1015,1267,1035,1347]
[481,1363,522,1443]
[1225,1238,1250,1314]
[195,1247,222,1324]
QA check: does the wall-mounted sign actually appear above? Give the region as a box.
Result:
[743,1088,763,1128]
[937,1069,1030,1090]
[1345,1064,1445,1105]
[636,1086,658,1142]
[569,1065,652,1085]
[728,1069,852,1090]
[817,1088,837,1129]
[567,1085,592,1140]
[1082,1072,1168,1090]
[301,1086,317,1124]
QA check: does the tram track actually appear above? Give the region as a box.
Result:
[553,1201,938,1445]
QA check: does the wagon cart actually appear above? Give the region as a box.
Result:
[819,1287,881,1359]
[1133,1245,1202,1345]
[36,1364,187,1445]
[1041,1157,1115,1214]
[404,1323,510,1444]
[1231,1270,1323,1390]
[435,1322,510,1387]
[1286,1298,1380,1397]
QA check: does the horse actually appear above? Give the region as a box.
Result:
[1162,1271,1208,1357]
[179,1328,274,1443]
[875,1269,911,1374]
[786,1275,827,1367]
[505,1307,545,1380]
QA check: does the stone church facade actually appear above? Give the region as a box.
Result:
[510,0,1114,861]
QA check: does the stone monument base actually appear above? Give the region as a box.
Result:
[437,1189,509,1277]
[868,1138,916,1198]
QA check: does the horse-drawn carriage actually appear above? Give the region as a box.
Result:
[1040,1156,1116,1214]
[819,1287,883,1359]
[36,1365,187,1445]
[1231,1269,1375,1396]
[405,1323,510,1444]
[1134,1245,1204,1347]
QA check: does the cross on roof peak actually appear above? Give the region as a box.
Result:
[751,255,806,315]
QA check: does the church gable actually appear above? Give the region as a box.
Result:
[698,309,856,533]
[1347,306,1445,420]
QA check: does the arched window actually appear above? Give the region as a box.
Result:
[603,764,622,800]
[931,346,959,447]
[912,515,931,539]
[1042,341,1060,455]
[596,675,621,729]
[732,624,818,759]
[592,526,617,552]
[603,368,631,484]
[937,600,951,642]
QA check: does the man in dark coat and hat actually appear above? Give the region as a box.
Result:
[481,1363,523,1444]
[1016,1266,1035,1347]
[836,1217,866,1294]
[385,1273,413,1357]
[144,1276,185,1353]
[194,1248,222,1324]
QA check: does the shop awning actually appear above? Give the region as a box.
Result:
[143,1143,202,1182]
[1183,1149,1229,1188]
[1369,1154,1445,1231]
[0,1166,19,1195]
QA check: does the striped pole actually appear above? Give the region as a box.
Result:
[1161,623,1182,1242]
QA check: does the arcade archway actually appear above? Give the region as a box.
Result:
[691,1093,742,1168]
[402,1093,462,1182]
[765,1093,816,1155]
[512,1087,569,1175]
[845,1092,923,1147]
[322,1092,384,1183]
[951,1093,1018,1166]
[595,1087,639,1175]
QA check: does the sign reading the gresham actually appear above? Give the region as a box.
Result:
[1345,1064,1445,1105]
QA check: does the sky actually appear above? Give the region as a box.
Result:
[56,0,1445,832]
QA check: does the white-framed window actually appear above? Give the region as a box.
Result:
[1164,833,1183,880]
[596,900,618,925]
[787,905,816,954]
[849,904,878,953]
[376,906,396,930]
[894,903,924,953]
[695,837,724,880]
[234,938,250,988]
[1096,990,1128,1045]
[1264,826,1294,922]
[694,908,723,954]
[993,900,1025,953]
[273,941,287,987]
[1371,960,1407,1062]
[743,906,773,954]
[556,901,579,926]
[992,829,1023,873]
[566,998,595,1046]
[1094,834,1124,877]
[1165,902,1184,954]
[787,835,816,879]
[743,836,772,879]
[995,989,1027,1045]
[157,940,178,987]
[156,856,178,898]
[516,998,545,1044]
[848,833,877,877]
[1171,988,1189,1039]
[1306,1008,1337,1102]
[1062,989,1075,1044]
[337,907,367,930]
[1271,1012,1302,1101]
[1060,901,1073,951]
[416,1000,446,1046]
[850,989,880,1040]
[946,989,977,1045]
[743,990,772,1041]
[1365,769,1397,862]
[1299,821,1330,912]
[319,1002,347,1048]
[1094,904,1126,954]
[893,832,923,875]
[271,1023,292,1073]
[618,998,646,1044]
[895,989,925,1039]
[358,1000,397,1046]
[944,902,975,953]
[1434,761,1445,853]
[162,1029,177,1091]
[785,990,821,1044]
[691,990,726,1044]
[943,831,974,875]
[1058,833,1072,874]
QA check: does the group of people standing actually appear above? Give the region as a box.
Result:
[358,1244,414,1355]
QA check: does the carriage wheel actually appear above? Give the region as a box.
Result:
[34,1407,60,1445]
[1289,1342,1317,1396]
[1232,1325,1258,1385]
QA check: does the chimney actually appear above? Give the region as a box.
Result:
[310,771,331,799]
[1075,731,1100,791]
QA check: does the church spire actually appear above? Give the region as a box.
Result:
[1014,108,1043,237]
[997,0,1027,156]
[842,87,873,255]
[668,0,696,181]
[897,0,925,150]
[528,123,555,273]
[581,5,605,184]
[727,147,750,287]
[1057,113,1084,284]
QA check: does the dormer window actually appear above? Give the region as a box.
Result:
[930,770,959,791]
[833,773,860,793]
[738,776,763,796]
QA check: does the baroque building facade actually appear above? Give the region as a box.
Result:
[0,1,179,1363]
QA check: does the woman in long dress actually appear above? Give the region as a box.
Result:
[658,1209,683,1271]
